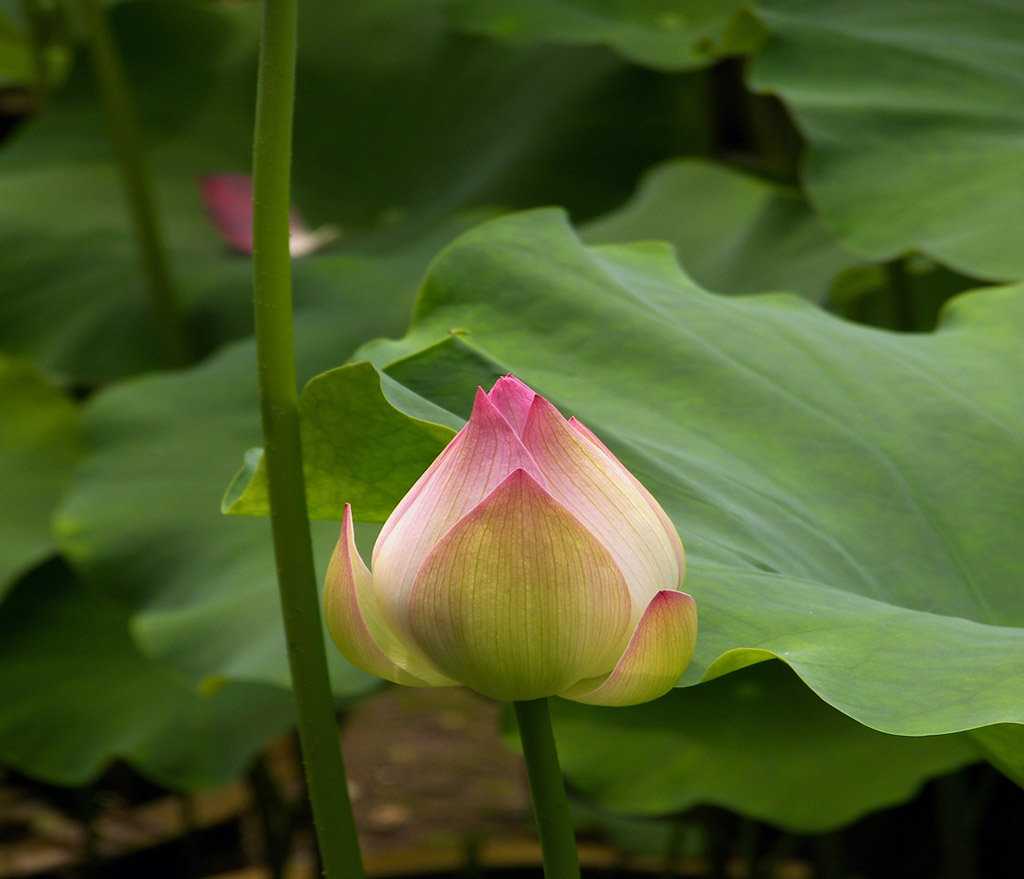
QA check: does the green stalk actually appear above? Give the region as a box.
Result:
[512,698,581,879]
[78,0,190,367]
[251,1,365,877]
[885,258,917,332]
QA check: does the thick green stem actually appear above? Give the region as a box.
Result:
[78,0,190,367]
[251,1,365,877]
[512,699,581,879]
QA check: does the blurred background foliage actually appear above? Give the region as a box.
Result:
[1,0,1022,875]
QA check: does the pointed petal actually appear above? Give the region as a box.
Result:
[559,590,697,707]
[569,416,685,579]
[408,469,632,701]
[323,506,455,686]
[487,375,536,435]
[372,389,545,641]
[521,397,685,613]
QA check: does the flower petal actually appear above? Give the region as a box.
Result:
[324,506,455,686]
[521,396,685,613]
[408,469,632,701]
[569,416,685,579]
[487,375,536,435]
[559,590,697,707]
[372,388,547,641]
[200,173,336,257]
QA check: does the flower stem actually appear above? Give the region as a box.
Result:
[885,258,916,332]
[78,0,191,368]
[251,0,364,877]
[512,698,581,879]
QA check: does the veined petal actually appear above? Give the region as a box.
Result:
[324,506,455,687]
[487,375,536,435]
[373,389,546,640]
[569,416,685,579]
[521,396,685,613]
[408,469,632,702]
[559,590,697,707]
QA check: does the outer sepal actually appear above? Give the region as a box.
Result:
[559,590,697,707]
[323,506,455,687]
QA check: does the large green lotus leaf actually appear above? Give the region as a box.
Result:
[747,0,1024,281]
[53,218,477,688]
[224,362,460,523]
[380,211,1024,739]
[0,0,670,383]
[0,356,78,597]
[581,158,862,302]
[52,338,360,690]
[225,160,865,520]
[231,210,1024,753]
[552,661,978,832]
[0,562,296,790]
[227,158,870,517]
[443,0,739,71]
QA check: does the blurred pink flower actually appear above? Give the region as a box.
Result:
[200,174,338,256]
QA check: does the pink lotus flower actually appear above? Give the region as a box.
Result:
[200,174,338,256]
[324,376,696,705]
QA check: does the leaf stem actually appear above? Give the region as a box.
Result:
[885,258,916,332]
[251,0,365,877]
[512,698,581,879]
[78,0,190,367]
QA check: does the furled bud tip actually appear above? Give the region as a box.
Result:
[324,376,696,706]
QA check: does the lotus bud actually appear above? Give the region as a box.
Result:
[324,376,696,706]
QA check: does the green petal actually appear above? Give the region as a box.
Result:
[408,469,632,701]
[372,387,544,643]
[560,590,697,707]
[323,506,455,687]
